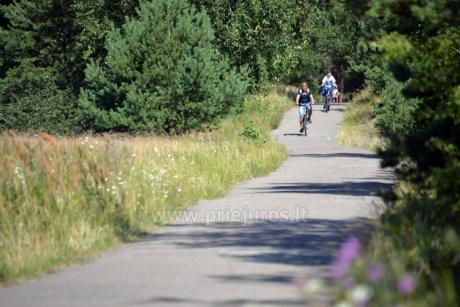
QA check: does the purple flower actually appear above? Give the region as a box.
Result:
[397,274,416,295]
[367,263,384,282]
[331,236,361,279]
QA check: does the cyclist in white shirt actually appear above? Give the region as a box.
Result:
[321,71,337,109]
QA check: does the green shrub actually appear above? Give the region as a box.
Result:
[0,65,81,135]
[240,120,266,143]
[80,0,247,133]
[373,78,419,138]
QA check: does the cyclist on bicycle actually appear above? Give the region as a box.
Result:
[321,71,337,110]
[296,82,315,133]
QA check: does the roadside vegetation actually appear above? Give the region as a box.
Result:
[337,89,381,150]
[309,2,460,306]
[0,91,290,283]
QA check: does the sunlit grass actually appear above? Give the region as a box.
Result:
[337,88,382,150]
[0,91,291,283]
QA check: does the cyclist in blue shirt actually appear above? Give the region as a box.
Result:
[296,82,315,133]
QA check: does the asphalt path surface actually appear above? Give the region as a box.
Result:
[0,104,393,307]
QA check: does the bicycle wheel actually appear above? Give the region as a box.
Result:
[326,96,332,112]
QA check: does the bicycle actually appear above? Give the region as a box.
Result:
[322,87,333,113]
[300,106,310,136]
[324,91,333,113]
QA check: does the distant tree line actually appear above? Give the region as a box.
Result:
[0,0,364,134]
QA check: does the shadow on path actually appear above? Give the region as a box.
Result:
[137,296,304,306]
[289,152,379,159]
[283,133,303,136]
[135,218,370,306]
[142,218,371,267]
[251,181,392,196]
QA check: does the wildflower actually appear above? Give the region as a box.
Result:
[303,278,324,295]
[397,274,416,295]
[350,284,373,305]
[367,263,384,283]
[177,188,182,193]
[331,236,361,279]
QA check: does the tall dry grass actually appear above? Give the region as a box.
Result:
[0,91,291,283]
[337,89,382,150]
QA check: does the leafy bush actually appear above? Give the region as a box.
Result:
[80,0,247,133]
[240,120,265,143]
[0,65,81,134]
[373,78,419,139]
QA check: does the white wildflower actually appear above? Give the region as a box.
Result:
[303,278,324,295]
[350,284,373,304]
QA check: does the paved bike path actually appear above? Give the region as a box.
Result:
[0,104,392,307]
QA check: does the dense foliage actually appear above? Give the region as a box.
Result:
[0,0,138,134]
[332,0,460,304]
[190,0,364,91]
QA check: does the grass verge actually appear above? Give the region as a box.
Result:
[337,88,382,150]
[0,91,291,284]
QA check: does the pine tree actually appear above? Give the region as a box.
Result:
[80,0,247,133]
[0,1,81,133]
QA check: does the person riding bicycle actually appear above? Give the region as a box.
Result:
[321,71,337,109]
[296,82,315,133]
[333,84,340,103]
